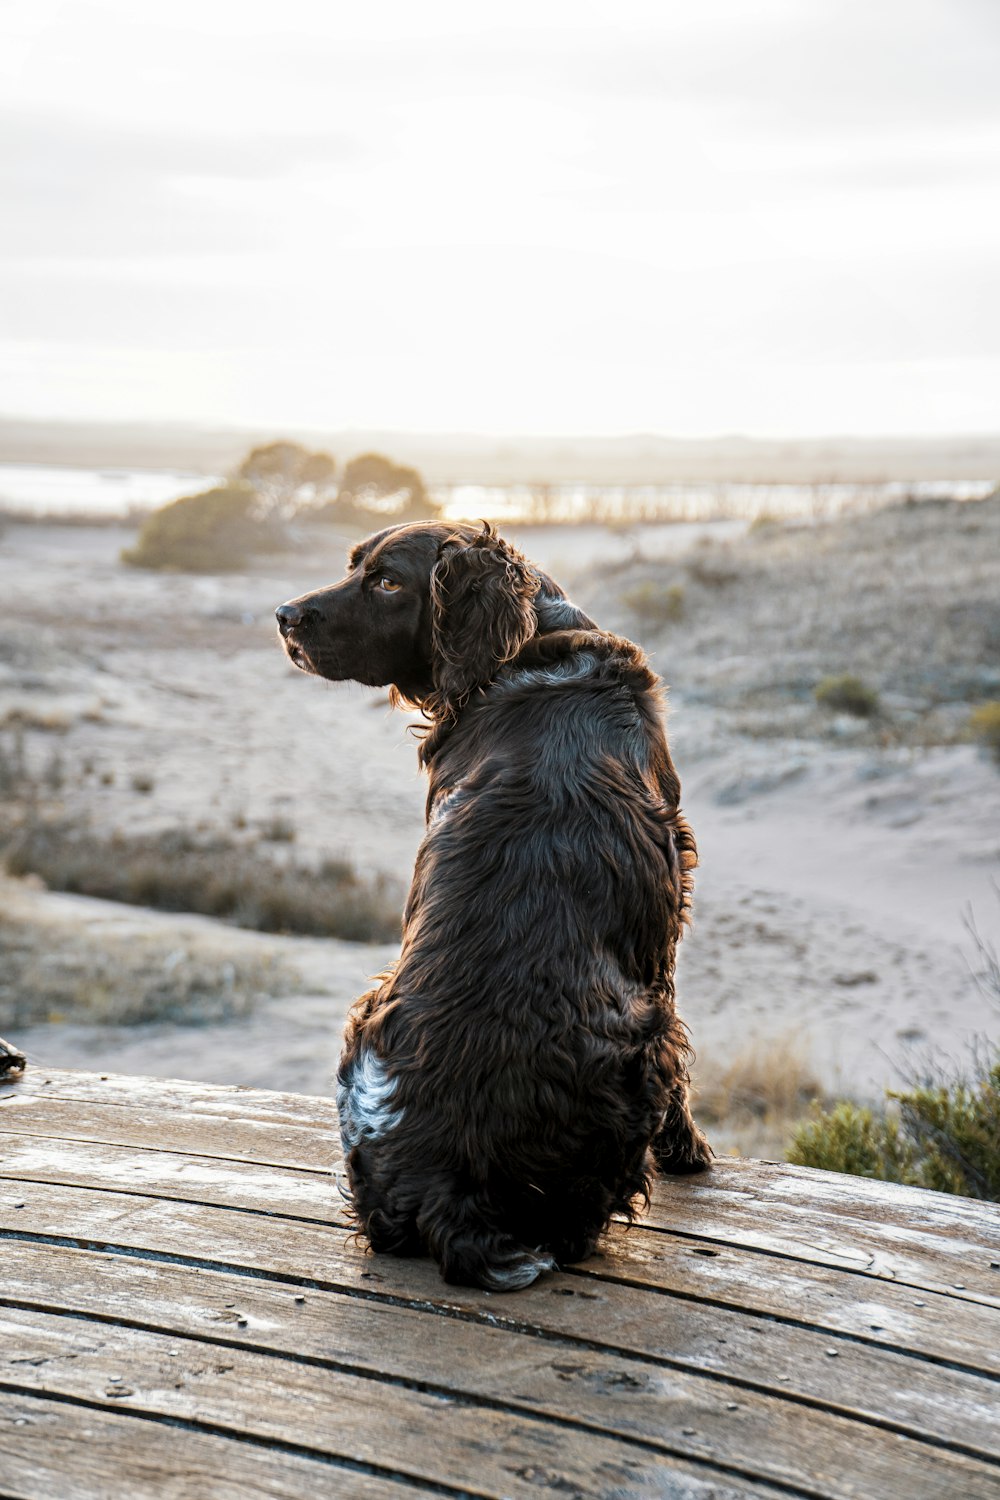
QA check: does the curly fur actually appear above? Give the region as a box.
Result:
[276,521,710,1291]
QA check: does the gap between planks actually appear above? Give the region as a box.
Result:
[2,1230,999,1469]
[2,1302,996,1500]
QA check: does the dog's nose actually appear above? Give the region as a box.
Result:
[275,602,304,636]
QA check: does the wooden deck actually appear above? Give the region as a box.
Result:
[0,1068,998,1500]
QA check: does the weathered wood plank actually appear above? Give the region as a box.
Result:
[579,1231,1000,1380]
[5,1124,999,1382]
[666,1159,1000,1242]
[0,1130,335,1220]
[0,1392,427,1500]
[1,1068,338,1129]
[0,1306,833,1500]
[644,1171,1000,1305]
[2,1239,997,1473]
[5,1073,998,1305]
[0,1094,336,1173]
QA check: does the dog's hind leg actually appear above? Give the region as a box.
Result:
[416,1176,556,1292]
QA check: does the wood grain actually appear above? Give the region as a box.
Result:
[2,1068,997,1500]
[4,1130,998,1378]
[2,1240,997,1467]
[0,1392,426,1500]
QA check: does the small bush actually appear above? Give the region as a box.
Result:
[121,483,281,572]
[3,819,402,943]
[968,701,1000,764]
[0,727,29,799]
[787,1101,914,1180]
[788,1060,1000,1200]
[621,580,685,633]
[686,557,739,588]
[814,674,880,718]
[259,814,296,843]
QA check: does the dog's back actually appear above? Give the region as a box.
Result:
[339,629,705,1290]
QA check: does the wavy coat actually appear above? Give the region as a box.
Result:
[276,522,710,1290]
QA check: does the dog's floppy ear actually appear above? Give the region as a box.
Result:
[429,525,539,718]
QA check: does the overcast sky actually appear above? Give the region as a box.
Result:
[2,0,998,437]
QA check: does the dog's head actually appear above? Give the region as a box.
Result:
[276,521,592,719]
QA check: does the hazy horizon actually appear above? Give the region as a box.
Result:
[4,413,1000,491]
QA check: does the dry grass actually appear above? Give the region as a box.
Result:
[969,701,1000,764]
[1,817,403,943]
[0,707,72,733]
[692,1036,825,1160]
[0,720,403,943]
[0,910,288,1028]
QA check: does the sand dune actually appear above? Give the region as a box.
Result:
[2,504,998,1109]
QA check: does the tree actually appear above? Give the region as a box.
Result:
[326,452,438,525]
[121,483,281,572]
[236,442,338,518]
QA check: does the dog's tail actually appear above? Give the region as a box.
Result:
[419,1183,557,1292]
[441,1231,557,1292]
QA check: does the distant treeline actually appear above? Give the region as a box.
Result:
[120,438,999,572]
[122,442,441,570]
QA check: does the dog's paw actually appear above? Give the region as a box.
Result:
[441,1235,557,1293]
[479,1245,557,1293]
[551,1230,600,1267]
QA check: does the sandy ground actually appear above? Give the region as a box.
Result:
[2,508,999,1108]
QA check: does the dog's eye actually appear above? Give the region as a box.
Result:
[377,577,402,593]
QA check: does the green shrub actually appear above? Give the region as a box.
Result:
[968,701,1000,763]
[121,483,280,572]
[788,1101,914,1180]
[621,579,685,633]
[814,673,880,718]
[788,1060,1000,1200]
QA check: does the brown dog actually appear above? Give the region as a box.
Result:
[277,521,709,1290]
